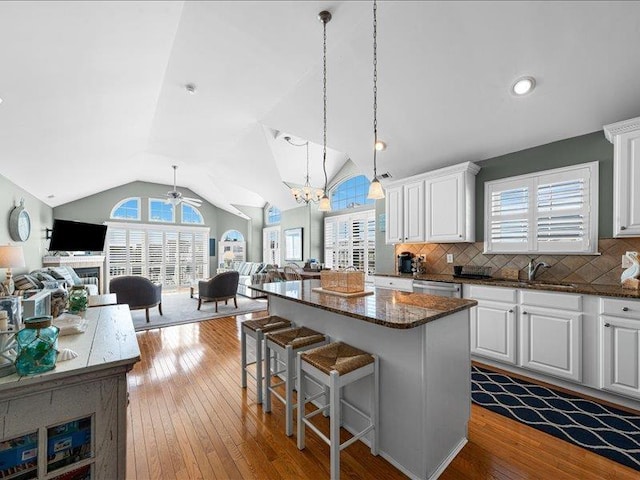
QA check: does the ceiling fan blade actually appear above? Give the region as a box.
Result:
[182,196,201,202]
[183,199,202,207]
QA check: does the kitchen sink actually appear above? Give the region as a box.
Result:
[518,281,577,289]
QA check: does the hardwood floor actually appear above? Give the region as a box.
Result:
[126,312,638,479]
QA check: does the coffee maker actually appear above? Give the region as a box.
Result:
[397,251,415,274]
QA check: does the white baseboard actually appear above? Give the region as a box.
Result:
[428,437,467,479]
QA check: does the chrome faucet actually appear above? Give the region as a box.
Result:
[527,258,550,281]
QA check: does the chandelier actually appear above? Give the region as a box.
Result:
[286,136,324,204]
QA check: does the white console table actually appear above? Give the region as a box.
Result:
[0,305,140,479]
[42,255,106,294]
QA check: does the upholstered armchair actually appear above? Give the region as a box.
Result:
[109,276,162,323]
[198,271,240,312]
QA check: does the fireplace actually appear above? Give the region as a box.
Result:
[42,255,105,294]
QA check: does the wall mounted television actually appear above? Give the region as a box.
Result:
[48,219,108,253]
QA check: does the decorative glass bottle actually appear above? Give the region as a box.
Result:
[68,286,88,313]
[15,316,59,375]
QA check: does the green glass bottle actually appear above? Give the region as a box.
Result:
[15,316,59,375]
[68,286,88,313]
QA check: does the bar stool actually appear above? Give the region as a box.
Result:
[297,341,379,480]
[241,315,292,404]
[264,327,329,436]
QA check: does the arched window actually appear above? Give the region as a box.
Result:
[221,230,245,242]
[181,204,204,224]
[266,205,281,225]
[330,175,375,211]
[149,199,175,223]
[110,197,141,220]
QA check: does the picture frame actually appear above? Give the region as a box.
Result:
[284,227,303,261]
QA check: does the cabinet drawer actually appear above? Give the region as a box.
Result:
[466,285,517,303]
[373,276,413,292]
[601,297,640,318]
[520,290,582,311]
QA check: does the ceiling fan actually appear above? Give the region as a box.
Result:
[164,165,202,207]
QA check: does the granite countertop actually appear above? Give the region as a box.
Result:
[375,272,640,299]
[249,280,477,329]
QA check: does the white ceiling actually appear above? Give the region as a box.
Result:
[1,1,640,217]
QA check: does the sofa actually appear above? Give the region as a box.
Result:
[221,261,276,298]
[14,266,99,296]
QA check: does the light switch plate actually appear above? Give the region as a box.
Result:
[446,254,454,263]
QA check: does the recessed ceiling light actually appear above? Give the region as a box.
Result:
[185,83,196,95]
[512,76,536,96]
[47,194,55,199]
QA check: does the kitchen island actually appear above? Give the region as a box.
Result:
[250,280,477,480]
[0,305,140,479]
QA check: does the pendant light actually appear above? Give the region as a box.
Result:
[367,0,385,200]
[318,10,332,212]
[286,137,323,204]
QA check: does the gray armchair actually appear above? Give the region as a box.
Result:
[198,271,240,312]
[109,275,162,323]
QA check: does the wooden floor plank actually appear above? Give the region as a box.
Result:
[127,311,639,480]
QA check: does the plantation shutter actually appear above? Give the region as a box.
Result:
[536,166,592,252]
[486,179,532,253]
[194,231,208,280]
[324,220,336,269]
[351,218,365,271]
[128,230,146,276]
[106,228,127,279]
[323,210,376,277]
[485,162,597,254]
[147,230,164,284]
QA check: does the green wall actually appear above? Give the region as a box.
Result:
[278,204,324,266]
[53,180,250,273]
[474,131,613,240]
[0,173,53,277]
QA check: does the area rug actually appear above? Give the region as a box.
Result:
[471,365,640,471]
[130,292,267,331]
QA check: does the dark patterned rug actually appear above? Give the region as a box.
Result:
[471,365,640,471]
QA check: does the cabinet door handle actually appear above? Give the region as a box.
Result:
[522,311,528,315]
[621,226,627,230]
[508,309,513,313]
[622,307,629,311]
[604,323,611,328]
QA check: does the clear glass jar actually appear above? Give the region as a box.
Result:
[68,286,88,313]
[15,316,59,375]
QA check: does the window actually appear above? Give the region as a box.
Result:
[222,230,244,242]
[110,198,140,220]
[266,205,281,225]
[181,204,204,224]
[106,222,209,289]
[331,175,375,211]
[324,210,376,278]
[485,162,598,254]
[149,199,175,223]
[220,229,246,264]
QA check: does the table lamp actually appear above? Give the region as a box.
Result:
[0,245,26,295]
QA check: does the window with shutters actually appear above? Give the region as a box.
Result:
[105,222,209,290]
[324,210,376,278]
[484,162,598,254]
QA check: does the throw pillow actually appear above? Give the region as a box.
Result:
[63,267,84,286]
[13,274,42,291]
[31,270,57,283]
[48,267,76,287]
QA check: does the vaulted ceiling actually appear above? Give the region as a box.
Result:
[1,1,639,218]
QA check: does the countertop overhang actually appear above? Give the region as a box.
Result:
[249,280,477,329]
[375,272,640,299]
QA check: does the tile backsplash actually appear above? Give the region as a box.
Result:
[394,238,640,286]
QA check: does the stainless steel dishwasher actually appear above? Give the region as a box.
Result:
[412,280,462,298]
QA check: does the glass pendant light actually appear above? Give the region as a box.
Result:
[367,0,385,200]
[318,10,332,212]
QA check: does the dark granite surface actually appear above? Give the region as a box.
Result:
[249,280,477,329]
[375,272,640,299]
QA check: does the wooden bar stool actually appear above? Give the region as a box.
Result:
[264,326,329,436]
[297,341,379,480]
[241,315,292,404]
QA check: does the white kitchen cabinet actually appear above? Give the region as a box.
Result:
[520,306,582,382]
[425,163,479,242]
[600,296,640,400]
[373,275,413,292]
[467,285,517,364]
[384,161,478,244]
[384,181,424,244]
[604,116,640,237]
[470,300,517,364]
[385,185,404,244]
